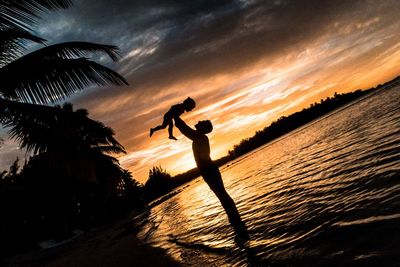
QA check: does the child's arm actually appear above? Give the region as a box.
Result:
[174,116,197,140]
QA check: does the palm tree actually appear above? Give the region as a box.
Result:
[11,102,131,223]
[0,0,127,117]
[0,0,129,183]
[0,1,141,246]
[0,0,132,213]
[2,101,126,184]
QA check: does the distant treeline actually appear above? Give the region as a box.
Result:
[228,89,372,157]
[232,76,400,159]
[143,76,400,201]
[229,76,400,157]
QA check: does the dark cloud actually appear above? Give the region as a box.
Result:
[129,0,373,83]
[32,0,398,120]
[32,0,399,118]
[3,0,399,178]
[36,0,400,92]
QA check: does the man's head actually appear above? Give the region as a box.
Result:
[195,120,213,134]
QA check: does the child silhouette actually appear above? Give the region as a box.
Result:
[150,97,196,140]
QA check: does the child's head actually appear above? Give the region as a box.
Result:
[183,97,196,111]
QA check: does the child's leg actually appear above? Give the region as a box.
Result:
[168,121,177,140]
[150,119,169,137]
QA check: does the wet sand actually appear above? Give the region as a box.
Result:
[4,217,180,267]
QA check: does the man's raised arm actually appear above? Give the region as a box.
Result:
[174,116,197,140]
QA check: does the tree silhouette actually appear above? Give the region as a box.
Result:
[229,89,372,157]
[144,166,173,201]
[0,2,136,255]
[0,0,127,127]
[0,0,130,206]
[9,103,135,242]
[4,102,124,173]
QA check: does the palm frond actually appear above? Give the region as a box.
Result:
[0,26,45,66]
[94,153,123,169]
[80,122,125,150]
[29,42,122,61]
[0,0,72,30]
[92,145,126,155]
[57,103,126,154]
[0,99,126,155]
[0,98,52,123]
[0,99,59,153]
[0,57,128,104]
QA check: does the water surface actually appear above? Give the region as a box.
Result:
[135,86,400,266]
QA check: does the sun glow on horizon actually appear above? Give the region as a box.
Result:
[3,3,400,185]
[117,29,400,183]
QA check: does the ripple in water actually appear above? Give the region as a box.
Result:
[134,86,400,266]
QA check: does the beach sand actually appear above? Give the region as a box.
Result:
[4,217,181,267]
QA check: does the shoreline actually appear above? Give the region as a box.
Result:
[4,215,181,267]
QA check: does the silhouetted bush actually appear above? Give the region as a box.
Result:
[144,166,174,201]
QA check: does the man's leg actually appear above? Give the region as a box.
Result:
[205,171,248,239]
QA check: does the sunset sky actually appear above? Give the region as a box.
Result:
[1,0,400,182]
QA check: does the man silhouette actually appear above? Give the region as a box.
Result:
[174,116,248,239]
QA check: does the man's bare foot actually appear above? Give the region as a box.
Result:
[169,136,177,140]
[150,128,154,137]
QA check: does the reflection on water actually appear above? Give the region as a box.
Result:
[135,86,400,266]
